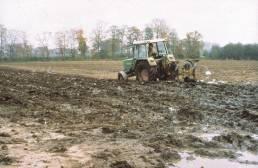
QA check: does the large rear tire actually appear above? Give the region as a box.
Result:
[135,61,156,82]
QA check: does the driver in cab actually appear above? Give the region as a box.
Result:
[148,43,157,58]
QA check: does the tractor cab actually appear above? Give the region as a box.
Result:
[132,39,170,59]
[122,39,176,73]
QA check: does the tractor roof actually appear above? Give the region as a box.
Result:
[133,39,166,45]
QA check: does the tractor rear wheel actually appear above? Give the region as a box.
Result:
[135,61,156,82]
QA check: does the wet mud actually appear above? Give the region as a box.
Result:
[0,67,257,168]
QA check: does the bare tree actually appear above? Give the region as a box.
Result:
[91,21,106,55]
[117,25,127,54]
[67,29,77,57]
[0,24,7,57]
[109,25,118,39]
[36,32,51,58]
[109,25,127,55]
[168,29,179,54]
[182,31,203,58]
[55,31,67,57]
[126,26,142,45]
[144,26,154,40]
[6,29,19,57]
[20,31,32,57]
[109,25,120,56]
[150,18,170,39]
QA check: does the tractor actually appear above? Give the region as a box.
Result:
[118,39,199,82]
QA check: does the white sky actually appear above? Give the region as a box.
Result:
[0,0,258,46]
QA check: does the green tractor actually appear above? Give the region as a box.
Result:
[118,39,199,82]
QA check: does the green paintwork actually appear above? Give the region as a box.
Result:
[119,40,198,81]
[123,58,135,72]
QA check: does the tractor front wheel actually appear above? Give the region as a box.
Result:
[118,71,128,81]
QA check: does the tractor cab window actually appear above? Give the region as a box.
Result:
[128,47,133,58]
[138,44,147,58]
[165,42,173,54]
[134,45,138,58]
[157,41,167,56]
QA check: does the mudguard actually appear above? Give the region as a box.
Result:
[118,71,128,80]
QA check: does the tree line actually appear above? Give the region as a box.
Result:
[0,25,88,60]
[1,19,257,61]
[204,43,258,60]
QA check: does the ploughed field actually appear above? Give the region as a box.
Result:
[0,60,257,168]
[1,60,258,84]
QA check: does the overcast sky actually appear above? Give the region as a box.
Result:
[1,0,258,46]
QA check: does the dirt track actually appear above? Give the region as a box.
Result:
[0,67,258,168]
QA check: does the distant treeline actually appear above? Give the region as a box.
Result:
[0,19,203,61]
[1,20,257,61]
[204,43,258,60]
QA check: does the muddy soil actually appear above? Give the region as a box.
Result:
[0,67,257,168]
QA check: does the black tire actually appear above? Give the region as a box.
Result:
[156,60,166,80]
[184,76,196,82]
[168,62,179,80]
[135,61,156,82]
